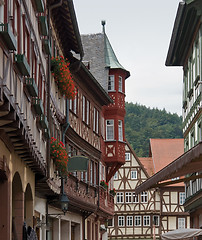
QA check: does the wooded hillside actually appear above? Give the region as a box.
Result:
[125,102,183,157]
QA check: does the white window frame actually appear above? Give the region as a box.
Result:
[133,193,139,203]
[118,216,125,227]
[141,191,148,203]
[143,215,150,226]
[118,120,123,141]
[131,170,137,179]
[126,216,133,226]
[106,120,114,140]
[178,218,185,229]
[179,192,185,205]
[134,216,141,226]
[118,76,122,92]
[125,192,132,203]
[125,152,130,161]
[108,75,115,91]
[82,96,85,122]
[117,192,124,203]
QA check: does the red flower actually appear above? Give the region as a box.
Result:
[50,137,68,176]
[51,56,77,99]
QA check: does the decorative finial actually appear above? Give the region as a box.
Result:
[101,20,106,33]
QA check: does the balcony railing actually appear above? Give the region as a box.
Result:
[32,97,44,115]
[99,186,114,216]
[0,23,17,50]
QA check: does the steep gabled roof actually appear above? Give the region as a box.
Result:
[103,22,130,78]
[150,139,184,173]
[139,157,154,177]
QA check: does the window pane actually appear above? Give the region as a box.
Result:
[108,75,115,91]
[118,120,123,141]
[106,120,114,140]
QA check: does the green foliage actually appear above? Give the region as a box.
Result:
[125,102,183,157]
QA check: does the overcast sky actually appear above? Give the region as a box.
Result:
[74,0,182,115]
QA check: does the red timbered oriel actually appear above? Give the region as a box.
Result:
[81,21,130,183]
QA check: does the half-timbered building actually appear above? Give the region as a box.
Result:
[135,0,202,232]
[0,0,123,239]
[108,139,190,240]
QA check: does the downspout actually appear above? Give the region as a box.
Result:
[46,2,63,239]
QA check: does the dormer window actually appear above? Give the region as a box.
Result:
[118,76,122,92]
[108,75,115,91]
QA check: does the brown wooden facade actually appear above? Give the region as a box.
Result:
[0,0,118,239]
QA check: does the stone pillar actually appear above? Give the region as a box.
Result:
[13,191,24,240]
[0,179,10,240]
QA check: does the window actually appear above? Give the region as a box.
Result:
[153,216,159,226]
[179,192,185,205]
[108,218,114,227]
[134,216,141,226]
[126,216,133,226]
[141,191,148,203]
[117,192,124,203]
[125,192,132,203]
[125,152,130,161]
[82,96,90,125]
[114,171,118,180]
[178,218,185,229]
[0,1,4,23]
[118,120,123,141]
[143,216,150,226]
[198,121,201,142]
[106,120,114,140]
[118,216,125,227]
[190,129,195,148]
[118,76,122,92]
[131,170,137,179]
[133,193,139,203]
[82,96,85,122]
[93,107,99,134]
[69,92,78,115]
[108,75,115,91]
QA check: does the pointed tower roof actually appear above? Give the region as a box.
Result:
[102,21,130,78]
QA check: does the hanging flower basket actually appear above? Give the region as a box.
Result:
[50,137,68,176]
[100,180,108,190]
[51,56,77,99]
[109,188,116,196]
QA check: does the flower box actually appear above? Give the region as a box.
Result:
[32,97,44,115]
[42,39,51,55]
[100,180,108,190]
[39,114,48,129]
[38,16,48,36]
[0,23,17,50]
[24,78,38,97]
[34,0,44,12]
[14,54,30,76]
[50,137,68,176]
[51,56,77,99]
